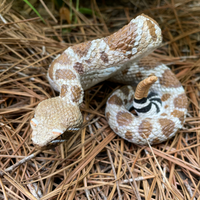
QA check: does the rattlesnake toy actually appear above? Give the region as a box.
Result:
[30,14,188,147]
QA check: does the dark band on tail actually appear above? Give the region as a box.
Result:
[133,92,162,115]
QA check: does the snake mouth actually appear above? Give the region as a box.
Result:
[43,127,81,148]
[31,120,82,147]
[31,129,64,147]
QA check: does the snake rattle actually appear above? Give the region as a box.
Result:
[30,14,187,147]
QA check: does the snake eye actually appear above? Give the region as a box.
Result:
[52,129,63,136]
[30,118,39,127]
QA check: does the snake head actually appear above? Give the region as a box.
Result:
[30,97,82,147]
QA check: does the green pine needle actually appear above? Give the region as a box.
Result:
[23,0,46,24]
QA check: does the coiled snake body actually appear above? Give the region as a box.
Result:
[30,14,188,147]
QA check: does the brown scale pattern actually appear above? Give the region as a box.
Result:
[159,69,182,88]
[120,86,130,96]
[159,118,175,137]
[100,51,109,63]
[106,112,111,121]
[171,110,185,124]
[136,18,157,54]
[138,119,152,139]
[136,71,143,79]
[104,21,137,52]
[125,131,133,140]
[73,62,84,75]
[135,30,146,53]
[151,137,161,144]
[48,53,72,80]
[71,41,92,57]
[117,111,133,126]
[60,84,68,98]
[55,69,76,80]
[147,20,157,41]
[71,85,82,103]
[85,59,91,64]
[108,95,123,106]
[174,94,188,109]
[161,93,171,101]
[124,99,128,104]
[138,56,160,70]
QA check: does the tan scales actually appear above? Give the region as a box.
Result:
[30,14,187,147]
